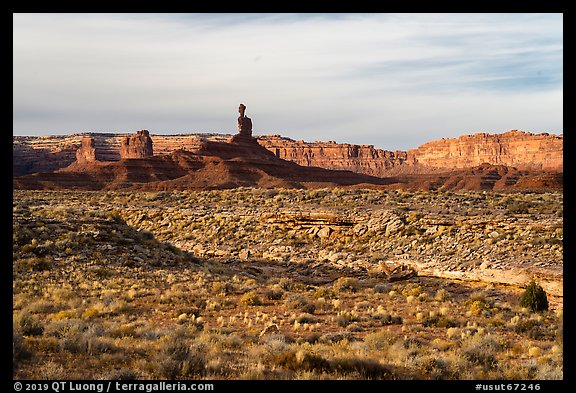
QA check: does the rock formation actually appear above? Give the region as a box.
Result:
[407,130,562,171]
[257,136,407,177]
[230,103,255,143]
[237,103,252,136]
[14,133,401,191]
[75,136,97,163]
[12,137,78,177]
[120,130,154,159]
[13,130,562,179]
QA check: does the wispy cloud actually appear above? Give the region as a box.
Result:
[13,13,562,149]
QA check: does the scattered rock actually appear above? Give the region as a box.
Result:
[259,324,280,338]
[317,227,332,238]
[239,249,251,261]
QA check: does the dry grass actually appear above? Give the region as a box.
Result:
[12,189,563,380]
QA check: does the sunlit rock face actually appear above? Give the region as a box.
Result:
[120,130,154,159]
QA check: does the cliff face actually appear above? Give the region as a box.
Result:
[407,130,563,171]
[14,136,400,191]
[257,135,407,177]
[12,133,227,176]
[13,130,563,178]
[257,131,563,175]
[75,137,97,163]
[120,130,154,159]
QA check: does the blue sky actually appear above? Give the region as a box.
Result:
[13,13,563,150]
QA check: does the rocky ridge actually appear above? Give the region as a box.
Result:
[125,189,562,297]
[14,188,560,297]
[14,131,400,191]
[13,130,562,178]
[408,130,562,171]
[257,135,408,176]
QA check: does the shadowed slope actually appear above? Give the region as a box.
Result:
[13,138,398,191]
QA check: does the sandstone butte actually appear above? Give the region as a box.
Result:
[14,129,403,191]
[13,129,562,178]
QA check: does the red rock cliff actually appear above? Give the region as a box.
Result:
[257,135,407,177]
[407,130,562,171]
[75,137,98,163]
[120,130,154,159]
[13,129,562,177]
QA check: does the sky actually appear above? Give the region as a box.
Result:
[13,13,563,150]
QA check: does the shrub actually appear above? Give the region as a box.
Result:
[506,201,530,215]
[330,357,396,379]
[336,311,360,327]
[81,308,99,320]
[264,288,284,301]
[333,277,360,293]
[422,315,459,328]
[462,335,502,371]
[58,325,116,355]
[284,295,316,314]
[240,291,262,306]
[373,284,390,294]
[364,330,397,350]
[434,288,450,301]
[106,368,139,380]
[13,331,32,364]
[36,361,66,379]
[464,292,492,316]
[401,283,422,297]
[278,278,296,291]
[519,281,549,312]
[14,311,44,336]
[14,257,52,272]
[314,286,336,299]
[271,349,331,372]
[375,313,403,325]
[157,340,206,378]
[212,281,234,296]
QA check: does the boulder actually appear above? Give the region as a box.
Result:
[317,227,332,238]
[259,323,280,338]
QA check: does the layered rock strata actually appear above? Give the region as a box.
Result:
[13,130,562,178]
[257,135,407,177]
[120,130,154,159]
[13,134,400,191]
[407,130,562,171]
[75,137,98,163]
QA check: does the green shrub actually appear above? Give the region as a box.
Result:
[519,281,549,312]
